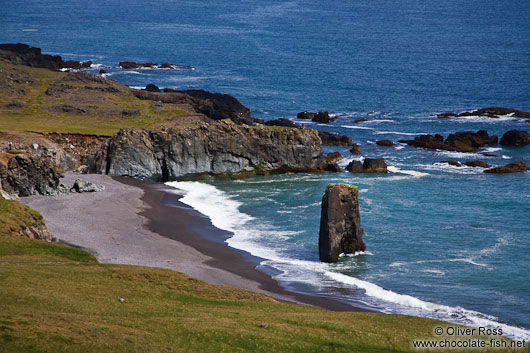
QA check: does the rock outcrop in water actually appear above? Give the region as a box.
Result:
[91,121,330,180]
[437,107,530,119]
[319,184,365,263]
[398,130,498,153]
[0,43,92,70]
[500,130,530,147]
[346,158,388,173]
[484,161,530,174]
[318,131,353,146]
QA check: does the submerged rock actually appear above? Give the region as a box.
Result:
[312,111,332,124]
[319,184,365,263]
[499,130,530,146]
[484,161,530,174]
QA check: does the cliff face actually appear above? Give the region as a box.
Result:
[91,122,325,180]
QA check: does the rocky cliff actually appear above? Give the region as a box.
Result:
[319,184,365,263]
[91,121,328,180]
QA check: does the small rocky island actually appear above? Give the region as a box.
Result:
[319,184,365,263]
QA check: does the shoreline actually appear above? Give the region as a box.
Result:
[22,172,367,312]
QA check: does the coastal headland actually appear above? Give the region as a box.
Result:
[1,44,528,352]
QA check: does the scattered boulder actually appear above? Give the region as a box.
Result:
[376,139,394,147]
[353,118,368,123]
[318,131,352,146]
[99,69,107,75]
[346,158,387,173]
[362,158,388,173]
[484,161,530,174]
[119,61,156,69]
[499,130,530,146]
[322,152,343,172]
[297,111,316,120]
[399,131,497,153]
[70,179,105,193]
[312,111,332,124]
[345,160,363,173]
[437,107,530,119]
[319,184,365,263]
[465,160,490,168]
[144,83,160,92]
[350,143,360,155]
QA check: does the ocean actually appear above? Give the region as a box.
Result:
[2,0,529,340]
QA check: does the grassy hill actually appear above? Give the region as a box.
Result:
[0,231,525,353]
[0,59,190,136]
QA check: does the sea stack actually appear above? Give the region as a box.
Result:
[319,184,365,263]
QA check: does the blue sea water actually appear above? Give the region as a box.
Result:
[2,0,529,339]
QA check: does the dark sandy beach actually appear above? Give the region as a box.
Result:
[23,172,365,312]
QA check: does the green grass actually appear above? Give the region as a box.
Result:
[0,61,188,136]
[0,198,44,236]
[0,226,526,352]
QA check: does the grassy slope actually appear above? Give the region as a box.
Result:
[0,197,44,236]
[0,231,525,353]
[0,60,188,136]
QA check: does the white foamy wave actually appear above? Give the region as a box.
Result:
[124,70,143,75]
[359,188,369,193]
[394,145,405,150]
[22,29,38,32]
[90,63,102,68]
[165,181,253,233]
[434,150,484,159]
[388,166,429,177]
[374,131,425,136]
[450,114,518,123]
[422,269,445,275]
[482,147,502,153]
[364,119,395,123]
[341,125,374,130]
[325,271,530,341]
[422,163,483,175]
[340,251,374,257]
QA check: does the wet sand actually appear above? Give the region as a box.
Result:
[23,172,366,312]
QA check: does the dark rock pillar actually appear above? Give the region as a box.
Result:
[319,184,365,263]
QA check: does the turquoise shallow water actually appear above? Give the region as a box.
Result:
[2,0,529,339]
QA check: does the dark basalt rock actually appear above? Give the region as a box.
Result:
[133,88,251,122]
[484,161,530,174]
[345,160,363,173]
[439,160,462,167]
[321,152,343,173]
[319,184,365,263]
[0,153,63,196]
[144,83,160,92]
[99,69,107,75]
[353,118,368,123]
[437,107,530,119]
[346,158,387,173]
[350,143,360,155]
[264,118,298,128]
[119,61,157,69]
[312,111,332,124]
[0,43,91,71]
[399,131,497,153]
[297,111,316,120]
[90,122,328,180]
[376,139,394,146]
[362,158,388,173]
[318,131,353,146]
[500,130,530,146]
[465,160,490,168]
